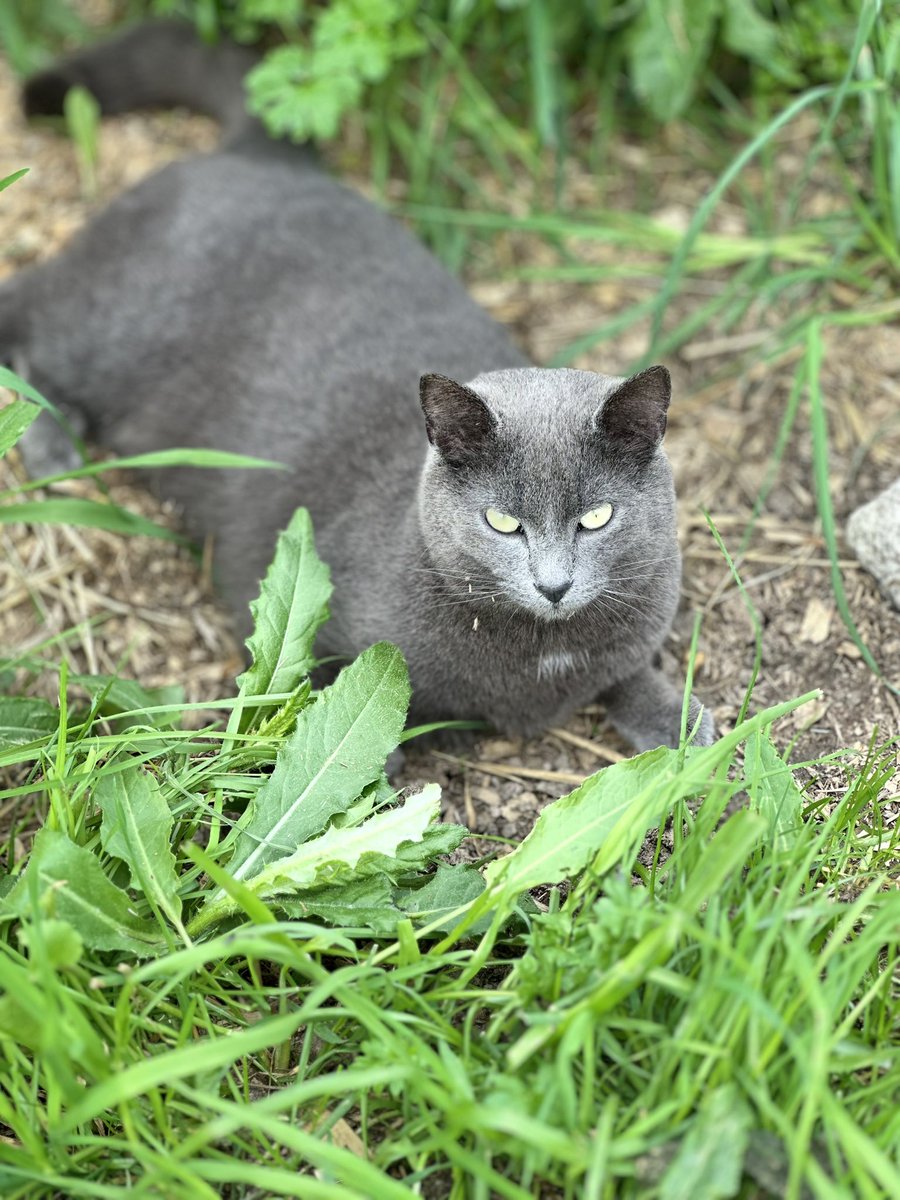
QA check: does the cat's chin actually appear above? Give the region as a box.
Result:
[523,600,580,623]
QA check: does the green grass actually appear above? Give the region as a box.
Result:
[0,660,897,1196]
[1,0,899,1194]
[0,425,897,1195]
[2,394,896,1196]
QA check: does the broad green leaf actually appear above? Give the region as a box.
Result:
[279,817,468,890]
[0,696,59,748]
[0,398,39,458]
[202,785,441,927]
[283,868,486,936]
[744,732,803,851]
[281,875,405,933]
[250,784,441,898]
[398,864,487,933]
[0,497,185,542]
[4,829,161,954]
[224,641,411,885]
[485,747,682,896]
[97,767,182,926]
[277,828,474,934]
[390,821,468,865]
[237,507,332,707]
[660,1083,752,1200]
[628,0,718,119]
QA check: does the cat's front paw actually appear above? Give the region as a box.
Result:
[600,664,716,753]
[16,407,85,480]
[686,698,716,747]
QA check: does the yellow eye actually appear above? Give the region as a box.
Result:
[485,508,521,534]
[579,503,613,530]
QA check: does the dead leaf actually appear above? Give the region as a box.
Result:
[837,641,863,660]
[799,597,832,644]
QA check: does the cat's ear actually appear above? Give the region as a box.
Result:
[420,374,497,466]
[595,365,671,461]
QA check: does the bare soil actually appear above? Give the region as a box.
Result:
[1,51,898,845]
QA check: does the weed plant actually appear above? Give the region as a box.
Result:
[0,1,898,1195]
[2,389,898,1196]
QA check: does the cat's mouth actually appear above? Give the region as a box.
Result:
[519,591,583,622]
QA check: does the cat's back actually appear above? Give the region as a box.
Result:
[16,146,524,431]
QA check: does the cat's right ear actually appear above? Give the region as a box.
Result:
[420,374,497,467]
[595,365,671,462]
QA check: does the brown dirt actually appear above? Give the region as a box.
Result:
[1,44,898,844]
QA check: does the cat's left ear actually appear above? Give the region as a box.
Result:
[594,365,671,461]
[420,374,497,467]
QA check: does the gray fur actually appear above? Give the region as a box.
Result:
[1,22,714,750]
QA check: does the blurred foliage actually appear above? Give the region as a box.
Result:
[2,0,877,140]
[0,0,87,73]
[157,0,872,140]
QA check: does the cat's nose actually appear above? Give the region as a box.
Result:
[536,579,572,604]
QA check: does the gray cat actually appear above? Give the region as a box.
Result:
[1,21,714,750]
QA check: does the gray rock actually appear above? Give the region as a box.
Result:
[846,478,900,611]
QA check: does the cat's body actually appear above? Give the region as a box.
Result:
[1,22,713,748]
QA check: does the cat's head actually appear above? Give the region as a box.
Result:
[417,366,679,622]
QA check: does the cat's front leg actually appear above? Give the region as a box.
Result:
[599,662,715,752]
[15,402,87,479]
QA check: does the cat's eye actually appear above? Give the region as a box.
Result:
[485,508,521,534]
[579,503,613,530]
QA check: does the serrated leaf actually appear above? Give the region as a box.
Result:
[246,45,361,140]
[279,822,468,895]
[0,398,40,458]
[280,875,403,933]
[97,767,182,926]
[275,826,472,934]
[250,784,441,899]
[485,747,683,896]
[390,821,468,865]
[238,507,332,707]
[660,1083,752,1200]
[198,784,441,929]
[4,830,161,954]
[225,641,411,885]
[0,696,59,748]
[744,732,802,851]
[628,0,718,119]
[397,863,487,933]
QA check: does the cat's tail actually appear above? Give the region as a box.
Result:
[23,21,267,151]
